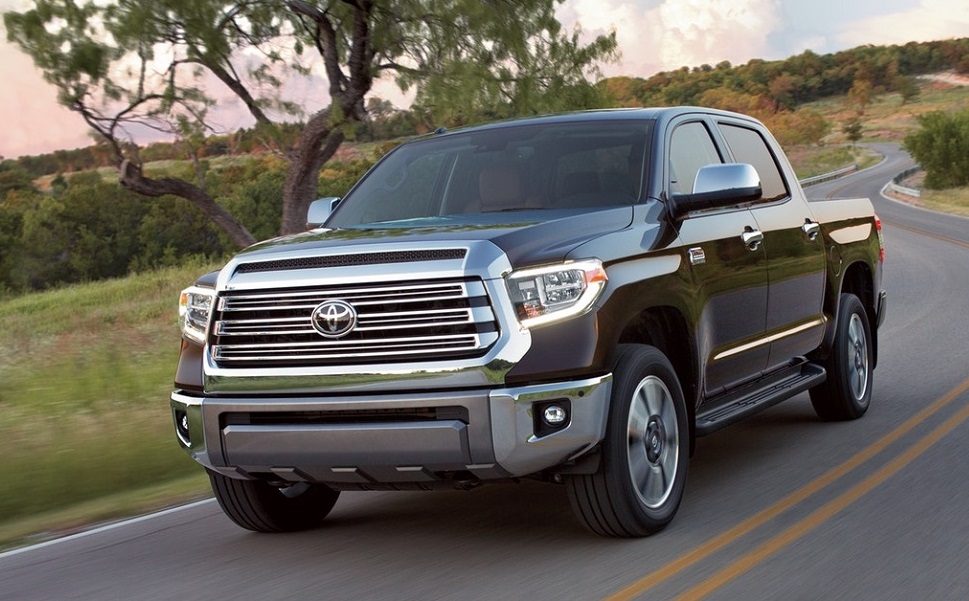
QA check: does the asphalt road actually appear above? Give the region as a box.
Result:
[3,145,969,600]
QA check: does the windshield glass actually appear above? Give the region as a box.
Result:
[327,120,652,227]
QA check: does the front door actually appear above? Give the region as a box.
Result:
[667,119,770,397]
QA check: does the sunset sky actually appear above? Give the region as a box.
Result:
[1,0,967,159]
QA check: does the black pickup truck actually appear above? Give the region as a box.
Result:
[172,107,886,537]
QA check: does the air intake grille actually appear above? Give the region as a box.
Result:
[210,279,498,367]
[234,249,467,274]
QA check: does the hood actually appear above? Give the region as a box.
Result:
[235,207,634,268]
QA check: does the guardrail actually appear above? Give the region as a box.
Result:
[798,164,858,187]
[885,166,922,197]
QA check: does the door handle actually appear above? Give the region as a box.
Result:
[802,221,821,241]
[741,228,764,251]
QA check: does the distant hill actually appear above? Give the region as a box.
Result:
[598,38,969,110]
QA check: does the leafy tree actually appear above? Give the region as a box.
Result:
[0,161,37,197]
[895,75,920,105]
[5,0,617,246]
[904,109,969,189]
[847,77,873,115]
[842,117,863,146]
[766,108,830,146]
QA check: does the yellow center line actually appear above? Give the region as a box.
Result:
[679,389,969,600]
[880,219,969,251]
[604,375,969,601]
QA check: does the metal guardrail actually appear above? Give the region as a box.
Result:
[886,166,922,197]
[798,164,858,187]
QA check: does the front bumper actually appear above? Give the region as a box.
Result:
[171,374,611,485]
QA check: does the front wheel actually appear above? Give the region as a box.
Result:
[810,293,873,421]
[208,470,340,532]
[567,345,690,537]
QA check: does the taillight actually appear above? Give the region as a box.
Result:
[874,215,885,262]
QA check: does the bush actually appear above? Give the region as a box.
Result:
[904,109,969,189]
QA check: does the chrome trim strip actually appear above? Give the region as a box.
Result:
[713,317,826,361]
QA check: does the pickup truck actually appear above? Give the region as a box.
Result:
[171,107,886,537]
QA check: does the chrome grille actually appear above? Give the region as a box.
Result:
[210,279,498,366]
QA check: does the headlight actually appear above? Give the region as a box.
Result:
[178,286,215,344]
[506,259,607,328]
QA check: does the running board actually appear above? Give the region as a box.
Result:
[695,362,826,436]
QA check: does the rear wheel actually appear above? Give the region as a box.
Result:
[810,293,873,421]
[208,470,340,532]
[567,345,689,537]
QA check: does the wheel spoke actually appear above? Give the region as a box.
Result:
[642,464,666,506]
[642,378,665,418]
[628,393,650,437]
[629,445,651,493]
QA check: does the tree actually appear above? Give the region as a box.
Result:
[5,0,617,246]
[847,77,873,115]
[904,109,969,189]
[895,75,920,105]
[842,117,863,146]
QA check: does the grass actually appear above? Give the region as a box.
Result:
[0,263,220,549]
[919,187,969,217]
[786,145,881,180]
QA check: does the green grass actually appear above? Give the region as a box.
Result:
[786,145,881,180]
[0,263,219,548]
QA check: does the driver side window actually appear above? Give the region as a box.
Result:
[669,122,723,195]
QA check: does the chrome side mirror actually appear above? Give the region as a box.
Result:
[669,163,762,219]
[306,197,340,229]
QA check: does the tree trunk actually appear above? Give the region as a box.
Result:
[280,112,346,235]
[120,160,257,249]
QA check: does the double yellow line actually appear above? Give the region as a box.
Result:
[606,375,969,601]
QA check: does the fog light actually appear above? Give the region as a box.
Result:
[175,409,190,439]
[543,404,567,426]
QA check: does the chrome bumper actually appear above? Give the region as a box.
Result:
[171,374,611,483]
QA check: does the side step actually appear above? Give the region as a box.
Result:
[695,361,826,436]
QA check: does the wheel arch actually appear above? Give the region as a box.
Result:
[821,260,878,367]
[616,305,698,452]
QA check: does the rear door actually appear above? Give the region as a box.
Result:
[715,119,826,371]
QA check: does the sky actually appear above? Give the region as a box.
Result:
[1,0,968,159]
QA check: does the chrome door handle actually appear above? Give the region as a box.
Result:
[741,228,764,251]
[802,221,821,241]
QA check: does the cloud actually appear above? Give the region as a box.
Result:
[562,0,781,77]
[837,0,969,47]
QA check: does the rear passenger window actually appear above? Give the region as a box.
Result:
[668,122,722,195]
[719,123,789,203]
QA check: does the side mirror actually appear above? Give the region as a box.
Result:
[306,197,340,229]
[669,163,762,219]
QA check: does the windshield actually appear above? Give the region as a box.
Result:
[327,120,652,228]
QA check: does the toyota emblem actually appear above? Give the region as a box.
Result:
[311,300,357,338]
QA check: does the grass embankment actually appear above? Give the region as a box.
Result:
[0,263,219,550]
[787,145,881,180]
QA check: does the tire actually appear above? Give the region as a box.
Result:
[208,469,340,533]
[566,345,690,537]
[810,293,873,421]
